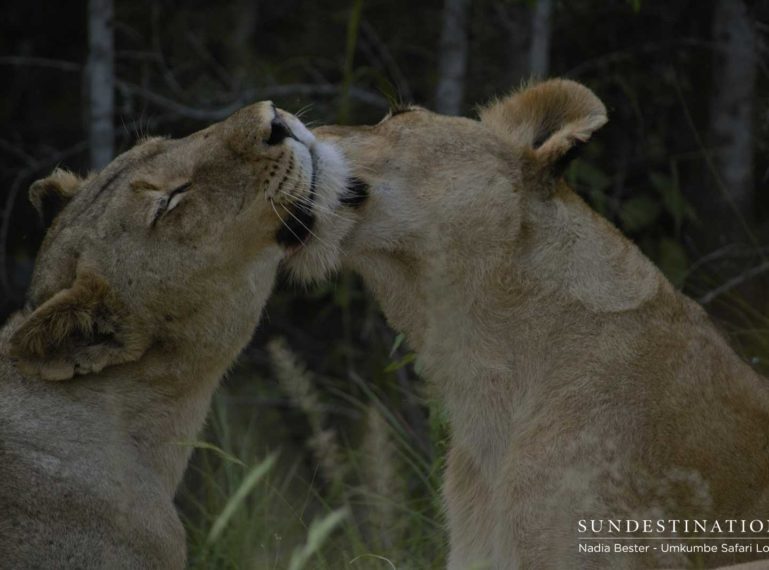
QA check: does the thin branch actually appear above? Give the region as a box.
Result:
[0,56,390,121]
[183,29,239,93]
[150,4,188,99]
[698,260,769,304]
[116,80,388,121]
[684,243,769,276]
[0,139,35,163]
[565,38,769,80]
[0,56,80,72]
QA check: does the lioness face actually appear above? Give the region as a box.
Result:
[314,108,526,264]
[9,102,353,380]
[314,81,607,267]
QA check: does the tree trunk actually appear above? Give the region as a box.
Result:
[709,0,757,242]
[435,0,470,115]
[495,1,530,88]
[88,0,115,170]
[529,0,552,78]
[497,0,552,88]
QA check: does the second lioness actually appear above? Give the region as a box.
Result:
[305,80,769,569]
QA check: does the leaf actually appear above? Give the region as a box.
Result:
[568,160,612,216]
[172,440,245,467]
[587,187,610,218]
[413,355,425,376]
[338,0,364,123]
[206,452,278,544]
[657,237,688,288]
[349,554,397,569]
[384,352,416,373]
[619,195,661,233]
[288,508,349,570]
[650,171,688,233]
[571,160,612,193]
[389,332,405,357]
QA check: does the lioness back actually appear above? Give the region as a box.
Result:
[0,349,185,570]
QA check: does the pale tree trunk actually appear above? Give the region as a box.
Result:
[709,0,757,239]
[88,0,115,170]
[435,0,470,115]
[497,0,552,88]
[528,0,552,78]
[495,1,530,88]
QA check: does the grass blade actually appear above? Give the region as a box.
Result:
[288,507,349,570]
[205,452,278,544]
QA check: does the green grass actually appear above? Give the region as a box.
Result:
[176,275,769,570]
[178,359,448,570]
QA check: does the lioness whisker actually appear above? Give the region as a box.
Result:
[273,179,352,216]
[278,189,355,223]
[278,202,334,250]
[293,103,314,120]
[269,198,306,247]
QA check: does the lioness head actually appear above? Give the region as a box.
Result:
[316,78,606,255]
[6,101,356,381]
[306,79,608,335]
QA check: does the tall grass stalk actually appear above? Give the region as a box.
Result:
[206,452,278,544]
[288,507,349,570]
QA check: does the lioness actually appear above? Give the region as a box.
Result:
[308,80,769,569]
[0,102,356,568]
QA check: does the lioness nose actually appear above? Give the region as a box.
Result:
[266,118,291,145]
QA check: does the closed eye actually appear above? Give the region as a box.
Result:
[167,182,191,210]
[150,181,191,226]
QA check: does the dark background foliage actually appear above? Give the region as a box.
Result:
[2,0,768,566]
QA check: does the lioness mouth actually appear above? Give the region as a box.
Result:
[275,152,370,251]
[275,150,318,249]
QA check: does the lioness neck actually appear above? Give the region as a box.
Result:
[109,272,274,495]
[1,266,273,498]
[352,185,671,473]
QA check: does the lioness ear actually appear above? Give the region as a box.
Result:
[8,272,150,381]
[480,79,607,176]
[29,168,83,227]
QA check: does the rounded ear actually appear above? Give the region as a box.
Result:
[479,79,607,177]
[29,168,83,227]
[8,272,150,381]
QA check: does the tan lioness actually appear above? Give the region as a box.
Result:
[308,80,769,569]
[0,102,356,569]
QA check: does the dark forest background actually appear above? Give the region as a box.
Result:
[2,0,769,567]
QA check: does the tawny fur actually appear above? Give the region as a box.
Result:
[0,102,351,569]
[311,79,769,569]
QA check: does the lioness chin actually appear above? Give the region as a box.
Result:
[0,102,357,569]
[309,80,769,569]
